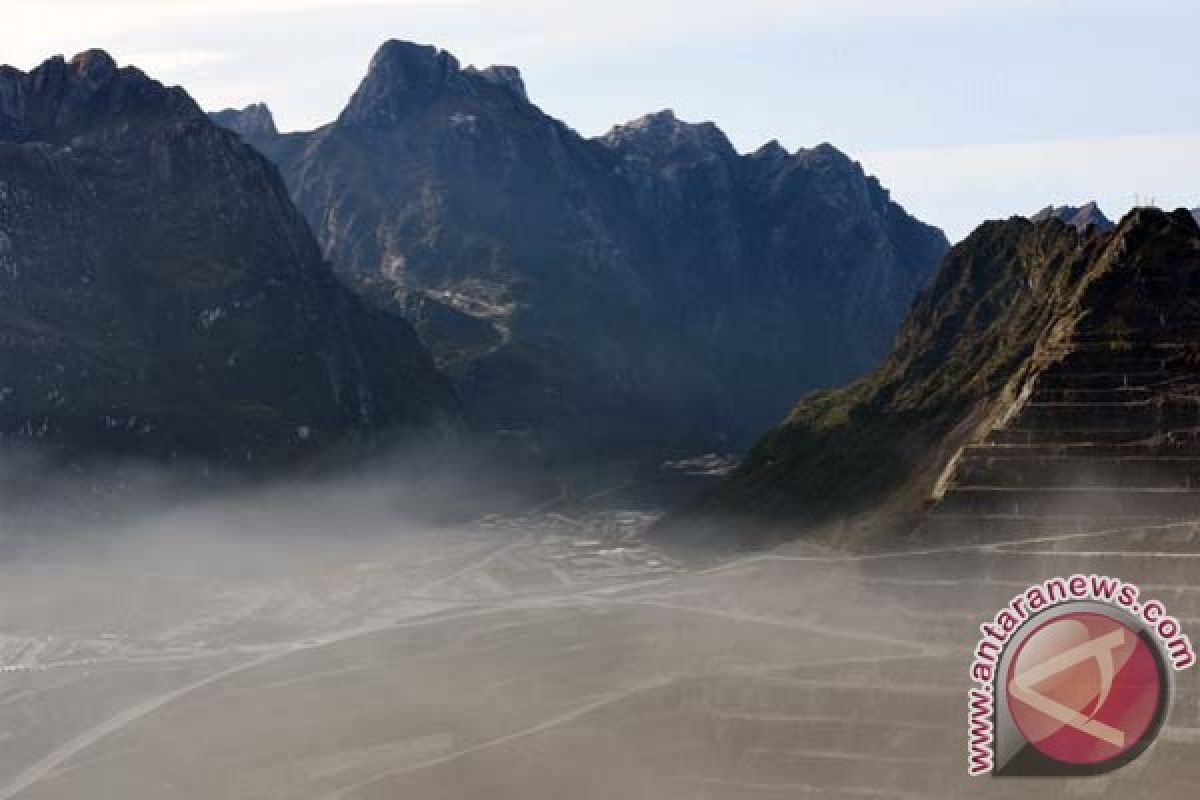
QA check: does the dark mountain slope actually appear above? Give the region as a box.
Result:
[676,207,1200,546]
[598,113,949,430]
[0,50,457,465]
[218,40,948,460]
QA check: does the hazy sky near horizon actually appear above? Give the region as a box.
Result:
[3,0,1198,240]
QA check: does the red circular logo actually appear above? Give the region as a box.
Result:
[1006,611,1164,766]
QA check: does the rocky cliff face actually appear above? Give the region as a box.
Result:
[221,40,948,459]
[680,207,1200,545]
[0,50,457,465]
[209,102,277,141]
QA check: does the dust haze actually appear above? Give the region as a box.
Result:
[1,449,1198,799]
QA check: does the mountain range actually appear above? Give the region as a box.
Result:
[0,50,457,465]
[9,40,1181,537]
[213,40,949,460]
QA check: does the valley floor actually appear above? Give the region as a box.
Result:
[1,507,1199,799]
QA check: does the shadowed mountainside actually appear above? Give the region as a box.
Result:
[213,40,948,461]
[0,50,458,466]
[672,207,1200,547]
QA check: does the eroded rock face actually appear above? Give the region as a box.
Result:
[0,51,457,465]
[685,207,1200,544]
[463,65,527,102]
[225,39,947,458]
[1031,201,1114,232]
[209,102,278,141]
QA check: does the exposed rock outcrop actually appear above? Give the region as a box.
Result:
[208,102,277,141]
[1030,201,1114,232]
[463,65,527,101]
[0,50,458,465]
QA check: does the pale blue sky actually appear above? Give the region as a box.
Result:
[4,0,1199,239]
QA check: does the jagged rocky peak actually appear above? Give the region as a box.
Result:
[464,64,527,101]
[209,102,277,140]
[760,142,886,206]
[1112,206,1200,257]
[0,48,201,142]
[749,138,790,162]
[369,39,462,80]
[600,109,737,165]
[335,41,534,129]
[338,39,464,127]
[793,141,858,168]
[751,141,869,186]
[1031,200,1114,232]
[808,141,847,157]
[69,48,118,86]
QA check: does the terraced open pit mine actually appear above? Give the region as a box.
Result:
[930,337,1200,548]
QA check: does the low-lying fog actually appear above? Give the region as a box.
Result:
[1,457,1198,799]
